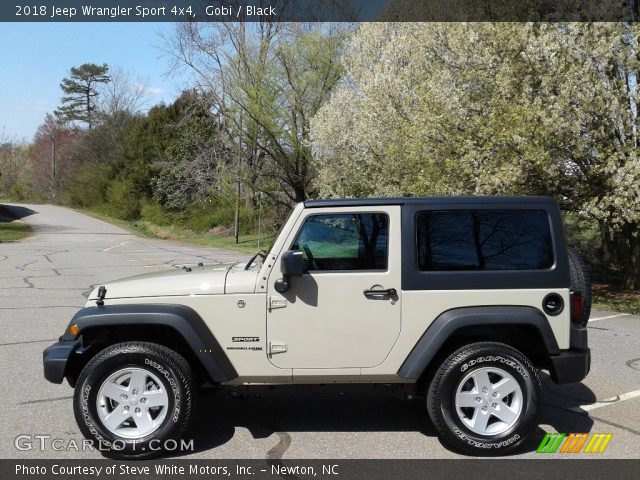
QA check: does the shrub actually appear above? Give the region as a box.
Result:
[140,200,173,226]
[105,178,140,220]
[9,180,28,201]
[60,165,109,208]
[177,204,255,234]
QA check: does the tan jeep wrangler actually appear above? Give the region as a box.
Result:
[43,196,591,457]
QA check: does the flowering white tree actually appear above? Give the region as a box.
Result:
[311,23,640,289]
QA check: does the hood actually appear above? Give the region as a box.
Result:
[87,262,259,301]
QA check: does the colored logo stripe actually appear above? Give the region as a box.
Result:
[537,433,613,454]
[584,433,613,453]
[560,433,589,453]
[537,433,566,453]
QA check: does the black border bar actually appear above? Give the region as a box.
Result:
[3,459,640,480]
[3,1,640,22]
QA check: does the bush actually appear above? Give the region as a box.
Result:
[9,180,29,201]
[177,204,255,234]
[105,178,140,220]
[60,165,109,208]
[140,200,173,226]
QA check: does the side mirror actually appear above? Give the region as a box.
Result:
[281,250,304,276]
[275,251,304,293]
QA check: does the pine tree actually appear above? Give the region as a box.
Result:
[55,63,111,129]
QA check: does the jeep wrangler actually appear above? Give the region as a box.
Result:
[43,196,591,457]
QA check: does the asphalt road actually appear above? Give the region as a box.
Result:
[1,203,639,459]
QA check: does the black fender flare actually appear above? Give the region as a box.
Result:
[63,304,237,383]
[397,306,560,380]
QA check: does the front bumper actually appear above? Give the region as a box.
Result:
[43,340,78,384]
[548,324,590,384]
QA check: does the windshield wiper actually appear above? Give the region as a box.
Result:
[245,250,267,270]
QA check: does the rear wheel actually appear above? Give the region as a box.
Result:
[73,342,194,458]
[427,342,542,456]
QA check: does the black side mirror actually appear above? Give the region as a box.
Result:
[281,250,304,276]
[275,250,304,293]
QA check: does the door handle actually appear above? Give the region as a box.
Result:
[363,288,397,299]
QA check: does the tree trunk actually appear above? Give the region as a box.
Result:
[293,183,306,203]
[244,192,254,209]
[599,220,612,264]
[623,225,640,291]
[86,82,92,130]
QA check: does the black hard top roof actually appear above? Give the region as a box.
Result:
[304,196,557,208]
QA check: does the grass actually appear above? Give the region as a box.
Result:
[0,221,31,242]
[0,206,32,242]
[79,208,273,254]
[593,283,640,315]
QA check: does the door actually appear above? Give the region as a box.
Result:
[266,206,402,369]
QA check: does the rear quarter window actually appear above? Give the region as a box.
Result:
[416,210,554,271]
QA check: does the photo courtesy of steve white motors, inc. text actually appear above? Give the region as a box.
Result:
[14,463,339,477]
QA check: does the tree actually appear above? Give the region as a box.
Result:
[98,66,149,118]
[29,114,79,198]
[62,110,140,207]
[55,63,111,129]
[166,23,347,205]
[0,139,22,196]
[113,90,211,202]
[311,23,640,289]
[311,24,471,197]
[153,119,231,211]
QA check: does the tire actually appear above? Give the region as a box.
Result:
[73,342,194,459]
[568,248,592,325]
[427,342,542,456]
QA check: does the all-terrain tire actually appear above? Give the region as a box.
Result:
[73,342,194,459]
[567,248,592,325]
[427,342,542,456]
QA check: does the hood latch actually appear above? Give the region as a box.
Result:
[96,286,107,306]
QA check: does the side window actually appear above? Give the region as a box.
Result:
[416,210,554,271]
[292,213,389,271]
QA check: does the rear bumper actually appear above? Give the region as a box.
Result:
[43,340,78,384]
[549,348,590,384]
[548,324,590,384]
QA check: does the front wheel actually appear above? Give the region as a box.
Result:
[427,342,542,456]
[73,342,194,458]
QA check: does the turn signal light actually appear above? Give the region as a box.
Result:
[68,324,79,336]
[571,291,583,324]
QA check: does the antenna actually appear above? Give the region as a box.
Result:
[257,192,263,251]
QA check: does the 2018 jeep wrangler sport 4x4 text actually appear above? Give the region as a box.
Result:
[43,196,591,457]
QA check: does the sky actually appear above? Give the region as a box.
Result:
[0,22,191,141]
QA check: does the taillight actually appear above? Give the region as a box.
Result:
[571,291,583,324]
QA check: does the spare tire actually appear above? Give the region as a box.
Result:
[567,248,592,325]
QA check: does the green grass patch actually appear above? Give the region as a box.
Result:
[0,221,31,242]
[79,207,273,254]
[0,207,32,242]
[593,283,640,315]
